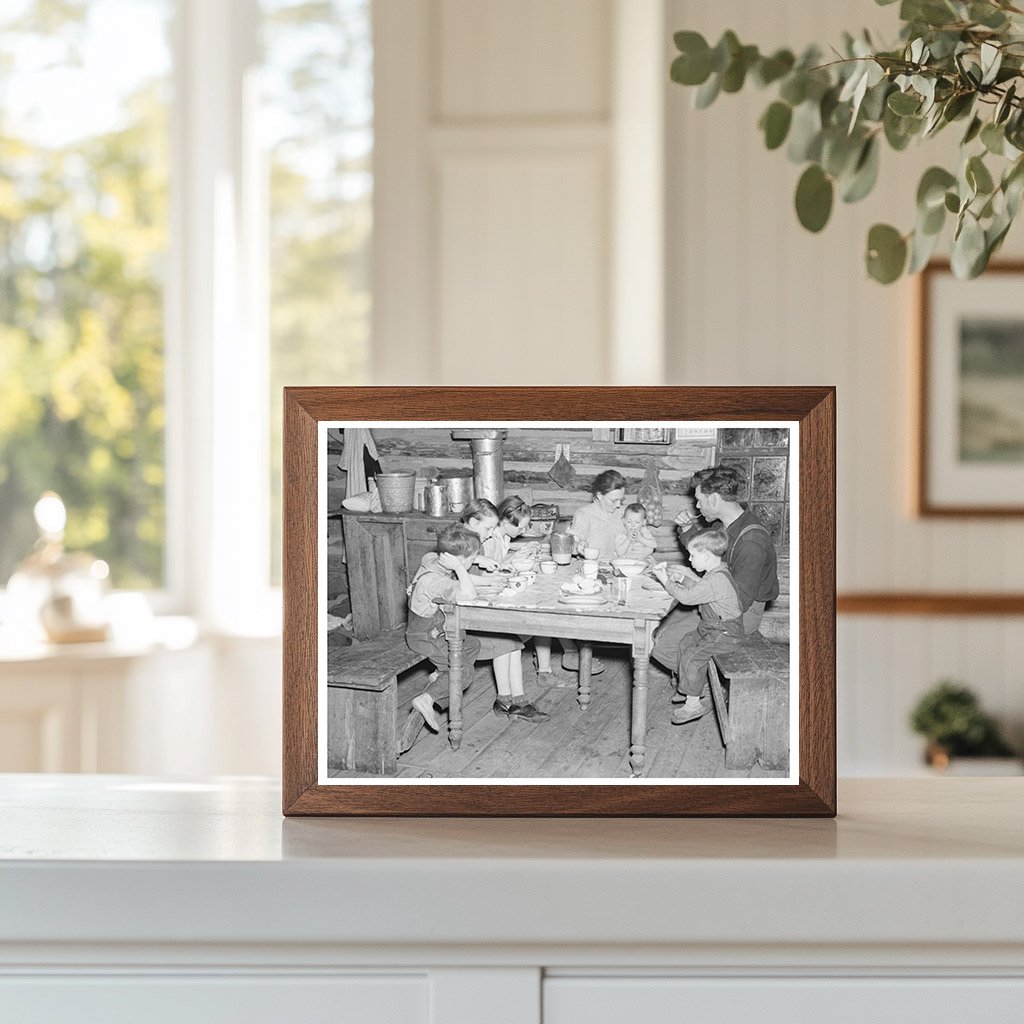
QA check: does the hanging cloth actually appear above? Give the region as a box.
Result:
[340,428,380,496]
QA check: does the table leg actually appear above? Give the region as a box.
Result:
[629,623,652,776]
[577,643,593,711]
[444,611,464,751]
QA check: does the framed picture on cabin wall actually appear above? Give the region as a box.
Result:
[917,261,1024,516]
[282,387,836,817]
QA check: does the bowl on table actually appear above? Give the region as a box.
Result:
[610,558,647,578]
[509,556,536,572]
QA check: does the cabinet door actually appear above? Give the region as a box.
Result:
[342,517,409,639]
[404,516,456,580]
[0,975,427,1024]
[544,977,1024,1024]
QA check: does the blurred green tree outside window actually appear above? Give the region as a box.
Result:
[0,0,171,589]
[0,0,371,594]
[262,0,372,583]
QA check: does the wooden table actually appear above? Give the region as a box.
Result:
[442,562,673,776]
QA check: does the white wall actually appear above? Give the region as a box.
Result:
[75,0,1016,779]
[665,0,1024,771]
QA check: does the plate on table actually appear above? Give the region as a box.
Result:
[558,593,609,607]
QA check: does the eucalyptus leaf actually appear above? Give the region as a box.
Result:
[754,49,795,87]
[671,38,712,87]
[795,164,834,232]
[908,221,943,273]
[1003,157,1024,216]
[822,128,864,178]
[967,154,995,196]
[970,2,1009,30]
[951,211,986,278]
[942,92,974,122]
[779,73,808,106]
[962,115,983,145]
[981,122,1005,155]
[710,31,740,74]
[760,102,793,150]
[921,200,946,235]
[721,45,759,93]
[842,137,881,203]
[694,73,721,110]
[866,223,908,283]
[787,100,824,162]
[884,106,920,149]
[917,166,957,209]
[1006,171,1024,218]
[980,42,1002,87]
[995,82,1017,124]
[888,90,921,115]
[861,80,893,122]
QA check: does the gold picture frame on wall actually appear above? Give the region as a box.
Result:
[917,261,1024,517]
[282,386,836,817]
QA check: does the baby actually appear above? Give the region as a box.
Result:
[614,502,657,560]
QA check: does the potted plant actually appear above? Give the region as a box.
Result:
[670,0,1024,283]
[909,679,1019,771]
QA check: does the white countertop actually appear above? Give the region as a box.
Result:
[1,775,1022,953]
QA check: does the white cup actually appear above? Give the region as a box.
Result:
[582,559,599,578]
[583,546,600,561]
[540,560,557,575]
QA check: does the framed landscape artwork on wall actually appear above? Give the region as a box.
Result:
[282,387,836,817]
[918,262,1024,516]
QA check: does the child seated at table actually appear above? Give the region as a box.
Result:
[650,529,745,726]
[460,497,501,572]
[482,494,540,566]
[489,494,553,678]
[614,502,657,560]
[406,524,547,729]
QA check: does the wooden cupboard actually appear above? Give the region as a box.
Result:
[341,510,458,639]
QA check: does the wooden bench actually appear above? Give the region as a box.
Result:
[327,628,427,775]
[709,639,790,772]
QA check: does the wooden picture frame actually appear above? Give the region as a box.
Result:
[283,387,836,816]
[917,261,1024,517]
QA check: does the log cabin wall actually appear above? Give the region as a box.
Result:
[327,426,791,566]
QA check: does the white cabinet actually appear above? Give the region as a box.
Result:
[1,777,1022,1022]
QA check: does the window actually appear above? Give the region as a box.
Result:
[261,0,373,581]
[0,0,172,589]
[0,0,373,620]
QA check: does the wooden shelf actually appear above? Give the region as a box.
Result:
[838,592,1024,616]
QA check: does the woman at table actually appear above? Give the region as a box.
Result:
[549,469,629,675]
[570,469,629,561]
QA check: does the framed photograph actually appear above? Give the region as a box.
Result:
[283,387,835,816]
[917,261,1024,516]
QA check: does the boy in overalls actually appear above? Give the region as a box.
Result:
[407,524,540,732]
[651,529,745,725]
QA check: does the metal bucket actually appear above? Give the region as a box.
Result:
[423,483,447,517]
[375,471,416,513]
[438,469,474,513]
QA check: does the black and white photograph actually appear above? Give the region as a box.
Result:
[319,421,796,783]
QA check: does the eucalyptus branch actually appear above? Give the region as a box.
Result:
[670,3,1024,283]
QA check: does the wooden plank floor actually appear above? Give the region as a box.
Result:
[329,649,789,780]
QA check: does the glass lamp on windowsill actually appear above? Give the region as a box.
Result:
[5,492,111,645]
